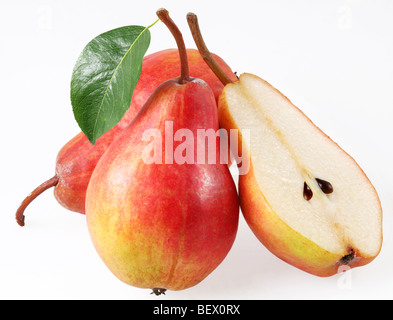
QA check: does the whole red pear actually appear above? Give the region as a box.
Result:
[85,9,239,292]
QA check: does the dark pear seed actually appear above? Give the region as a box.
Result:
[316,178,334,194]
[303,182,313,201]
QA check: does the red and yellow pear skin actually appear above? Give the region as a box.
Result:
[17,49,237,225]
[86,78,239,291]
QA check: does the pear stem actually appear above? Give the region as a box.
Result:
[15,175,59,227]
[187,12,233,86]
[156,9,190,84]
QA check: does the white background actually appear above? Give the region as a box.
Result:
[1,0,392,300]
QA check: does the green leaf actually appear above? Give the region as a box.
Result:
[71,24,153,144]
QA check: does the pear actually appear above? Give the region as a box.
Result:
[85,9,239,292]
[187,13,383,277]
[16,48,237,226]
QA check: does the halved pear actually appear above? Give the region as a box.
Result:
[219,73,383,277]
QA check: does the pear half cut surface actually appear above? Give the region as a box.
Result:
[219,73,383,277]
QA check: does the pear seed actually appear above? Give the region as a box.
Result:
[316,178,333,194]
[303,182,313,201]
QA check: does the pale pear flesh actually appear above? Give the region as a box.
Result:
[223,73,382,259]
